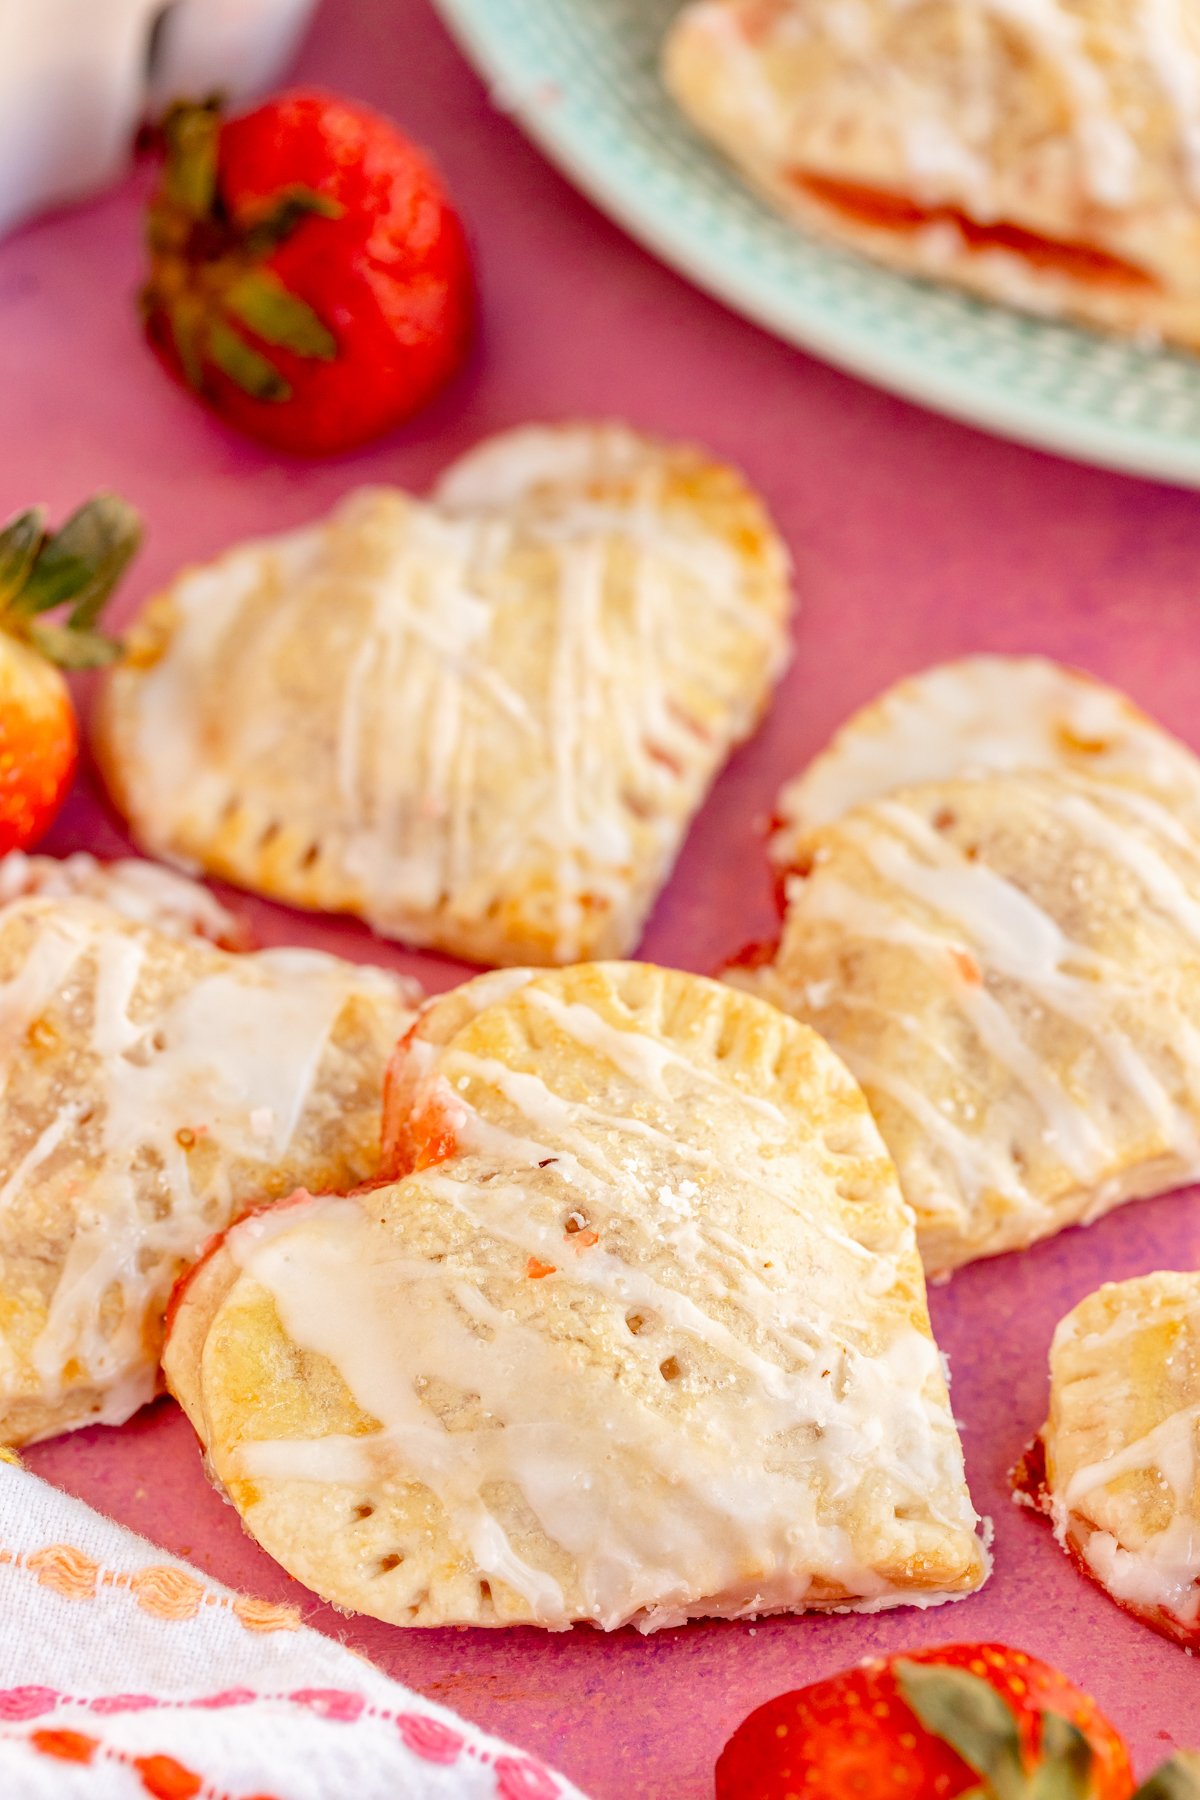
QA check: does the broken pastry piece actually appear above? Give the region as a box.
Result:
[95,424,792,967]
[165,962,987,1633]
[1015,1272,1200,1650]
[0,895,416,1445]
[734,768,1200,1274]
[664,0,1200,347]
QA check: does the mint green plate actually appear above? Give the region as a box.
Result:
[433,0,1200,487]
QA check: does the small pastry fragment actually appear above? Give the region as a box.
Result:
[164,962,988,1633]
[0,850,247,948]
[0,896,417,1446]
[1015,1272,1200,1650]
[733,769,1200,1274]
[769,655,1200,881]
[95,424,793,967]
[664,0,1200,348]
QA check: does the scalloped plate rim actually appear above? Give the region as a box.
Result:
[432,0,1200,490]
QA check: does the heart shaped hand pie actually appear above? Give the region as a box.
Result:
[0,895,416,1446]
[164,961,987,1634]
[739,768,1200,1274]
[96,424,792,967]
[1017,1271,1200,1650]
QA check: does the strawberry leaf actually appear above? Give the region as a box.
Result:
[241,186,343,259]
[223,271,337,361]
[1029,1714,1094,1800]
[0,509,45,610]
[12,494,141,625]
[161,99,221,220]
[1135,1754,1200,1799]
[26,620,124,670]
[895,1663,1026,1800]
[206,319,292,402]
[163,295,207,394]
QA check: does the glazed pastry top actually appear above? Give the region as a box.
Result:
[165,962,987,1633]
[97,425,792,966]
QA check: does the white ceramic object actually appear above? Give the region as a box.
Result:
[0,0,318,238]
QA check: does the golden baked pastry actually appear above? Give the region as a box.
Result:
[95,424,792,967]
[0,895,416,1446]
[1016,1272,1200,1648]
[664,0,1200,347]
[769,655,1200,880]
[733,768,1200,1274]
[164,962,987,1633]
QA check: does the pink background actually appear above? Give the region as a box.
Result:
[2,0,1199,1792]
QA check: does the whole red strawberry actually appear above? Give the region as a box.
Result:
[141,91,474,456]
[716,1642,1200,1800]
[0,497,140,852]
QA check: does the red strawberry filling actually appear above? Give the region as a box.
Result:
[794,175,1156,290]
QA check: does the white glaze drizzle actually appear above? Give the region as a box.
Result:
[1048,1279,1200,1625]
[677,0,1200,218]
[0,851,241,944]
[1059,1406,1200,1624]
[773,656,1200,863]
[870,792,1200,1160]
[0,898,413,1427]
[769,774,1200,1263]
[117,430,788,962]
[521,987,790,1123]
[226,979,986,1631]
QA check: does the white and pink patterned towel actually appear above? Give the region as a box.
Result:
[0,1458,588,1799]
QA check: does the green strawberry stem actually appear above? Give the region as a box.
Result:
[895,1663,1200,1800]
[0,495,141,669]
[144,99,341,405]
[1135,1757,1200,1800]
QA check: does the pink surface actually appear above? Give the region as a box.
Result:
[2,0,1199,1792]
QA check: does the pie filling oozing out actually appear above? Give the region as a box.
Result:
[663,0,1200,342]
[793,176,1157,290]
